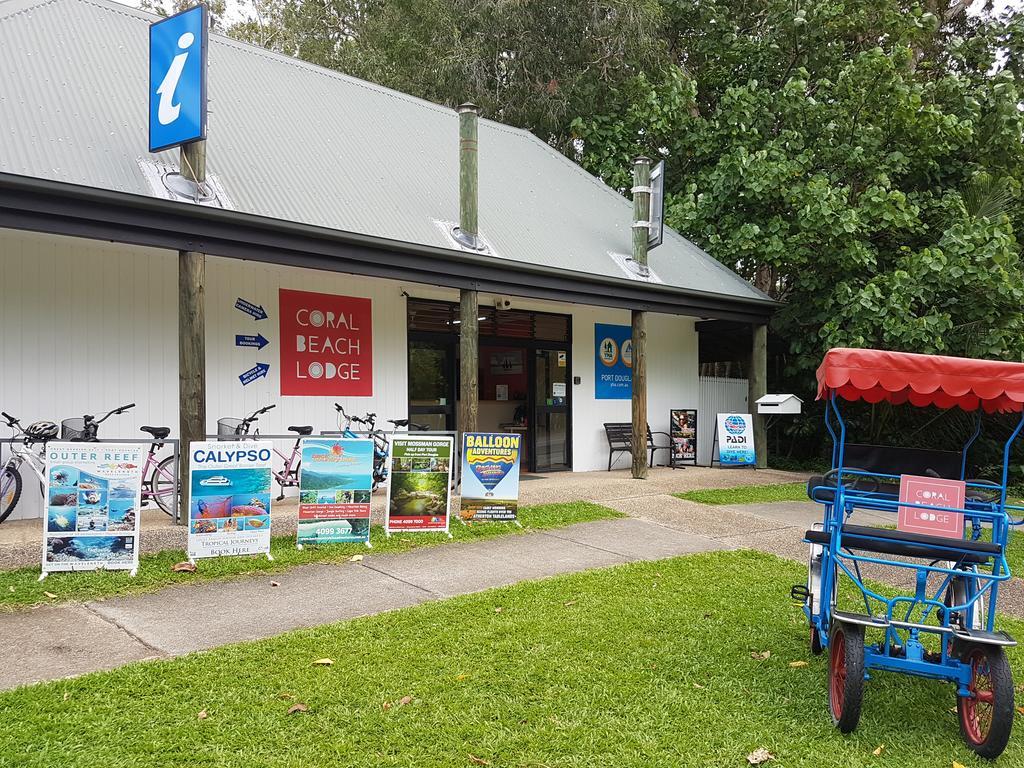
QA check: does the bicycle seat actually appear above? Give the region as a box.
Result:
[804,524,1000,565]
[288,425,313,436]
[389,419,410,427]
[140,426,171,440]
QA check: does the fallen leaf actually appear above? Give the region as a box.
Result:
[8,585,14,593]
[468,755,491,766]
[1017,706,1024,716]
[287,703,308,715]
[494,607,503,614]
[751,651,771,661]
[43,591,57,599]
[381,701,392,711]
[456,674,470,681]
[872,744,884,756]
[312,658,334,666]
[692,682,705,689]
[62,692,70,701]
[270,581,280,587]
[747,747,774,765]
[398,695,414,706]
[197,709,208,720]
[953,762,967,768]
[278,692,295,700]
[788,661,808,668]
[349,554,364,562]
[563,600,577,607]
[172,561,197,573]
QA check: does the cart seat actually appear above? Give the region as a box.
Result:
[803,524,1000,565]
[806,475,899,503]
[288,425,313,435]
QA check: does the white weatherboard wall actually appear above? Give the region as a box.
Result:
[697,376,750,466]
[0,228,702,516]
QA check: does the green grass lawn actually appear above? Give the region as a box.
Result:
[0,501,620,612]
[2,550,1021,767]
[675,482,809,505]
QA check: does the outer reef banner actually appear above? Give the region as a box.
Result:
[297,438,373,545]
[385,435,454,533]
[43,442,145,573]
[460,432,522,521]
[188,440,273,559]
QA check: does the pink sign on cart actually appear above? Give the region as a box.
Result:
[897,475,966,538]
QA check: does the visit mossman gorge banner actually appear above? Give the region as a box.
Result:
[188,441,273,559]
[716,413,755,467]
[594,323,632,400]
[460,432,522,521]
[43,443,145,573]
[297,437,373,546]
[385,435,454,533]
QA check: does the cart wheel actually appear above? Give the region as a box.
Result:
[829,622,865,733]
[956,643,1014,759]
[810,626,823,656]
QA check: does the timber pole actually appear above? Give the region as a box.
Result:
[457,103,480,437]
[178,139,208,521]
[749,323,768,468]
[630,156,651,480]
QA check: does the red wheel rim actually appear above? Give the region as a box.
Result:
[830,630,846,718]
[961,649,995,744]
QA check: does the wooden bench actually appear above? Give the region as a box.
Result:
[603,422,671,470]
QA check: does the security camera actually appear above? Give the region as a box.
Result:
[494,296,513,310]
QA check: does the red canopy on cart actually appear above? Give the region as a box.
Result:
[816,348,1024,413]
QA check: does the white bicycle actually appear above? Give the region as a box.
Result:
[0,411,58,523]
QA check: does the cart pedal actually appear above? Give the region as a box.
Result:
[833,609,889,629]
[952,627,1017,647]
[790,585,810,602]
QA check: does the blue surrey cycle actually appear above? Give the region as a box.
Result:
[795,347,1024,759]
[333,404,426,490]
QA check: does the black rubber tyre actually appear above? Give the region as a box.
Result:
[829,622,865,734]
[0,466,23,524]
[152,455,178,517]
[956,642,1014,759]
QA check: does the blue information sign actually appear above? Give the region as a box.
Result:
[594,323,633,400]
[149,5,207,153]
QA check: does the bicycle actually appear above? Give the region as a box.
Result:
[334,405,427,490]
[1,412,58,523]
[59,403,135,442]
[217,405,310,501]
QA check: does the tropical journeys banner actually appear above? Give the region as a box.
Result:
[385,435,454,533]
[188,440,273,559]
[460,432,521,521]
[297,437,373,546]
[43,442,144,573]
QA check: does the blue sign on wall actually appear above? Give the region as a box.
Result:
[149,5,208,153]
[594,323,633,400]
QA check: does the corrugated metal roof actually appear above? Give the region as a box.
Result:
[0,0,772,307]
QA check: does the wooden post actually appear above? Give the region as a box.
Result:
[630,156,651,479]
[178,140,208,521]
[456,104,480,438]
[749,323,768,468]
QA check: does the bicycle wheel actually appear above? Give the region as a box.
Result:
[1,466,23,524]
[829,621,865,733]
[957,642,1014,759]
[152,455,179,517]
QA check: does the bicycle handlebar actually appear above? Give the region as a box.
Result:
[1,411,17,427]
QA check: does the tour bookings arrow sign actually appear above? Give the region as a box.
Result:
[239,363,270,385]
[235,297,268,321]
[236,333,270,350]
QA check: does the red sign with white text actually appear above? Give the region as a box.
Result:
[279,288,372,396]
[897,474,965,538]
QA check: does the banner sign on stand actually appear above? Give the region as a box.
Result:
[297,438,373,545]
[669,409,697,467]
[594,323,632,400]
[715,413,756,467]
[188,441,273,559]
[460,433,522,521]
[385,435,454,533]
[43,443,144,573]
[897,475,966,538]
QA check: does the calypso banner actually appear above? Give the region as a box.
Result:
[43,442,145,574]
[716,413,755,467]
[460,432,521,521]
[385,435,454,533]
[297,437,373,546]
[188,440,273,559]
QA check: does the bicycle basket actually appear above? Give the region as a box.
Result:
[217,418,248,437]
[61,418,88,441]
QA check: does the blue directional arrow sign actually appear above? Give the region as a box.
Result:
[239,363,270,386]
[235,297,268,321]
[235,333,270,350]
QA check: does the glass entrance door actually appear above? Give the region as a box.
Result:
[408,340,455,431]
[532,348,570,471]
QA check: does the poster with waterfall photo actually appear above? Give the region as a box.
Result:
[297,437,373,546]
[385,435,453,533]
[43,442,144,573]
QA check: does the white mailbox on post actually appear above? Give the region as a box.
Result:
[756,394,803,415]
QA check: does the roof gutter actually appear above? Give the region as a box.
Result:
[0,172,779,323]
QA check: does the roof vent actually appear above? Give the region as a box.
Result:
[433,219,497,257]
[608,251,664,283]
[137,158,234,209]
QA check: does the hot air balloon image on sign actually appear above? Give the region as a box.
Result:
[460,433,522,521]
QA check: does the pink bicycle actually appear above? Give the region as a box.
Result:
[217,405,308,500]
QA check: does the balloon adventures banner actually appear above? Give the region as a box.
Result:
[297,437,373,546]
[460,432,522,521]
[385,435,454,533]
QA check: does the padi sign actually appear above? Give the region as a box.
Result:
[716,413,755,466]
[149,5,208,153]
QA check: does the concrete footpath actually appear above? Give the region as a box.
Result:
[1,517,724,691]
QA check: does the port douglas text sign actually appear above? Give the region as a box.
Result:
[297,438,373,546]
[386,435,454,533]
[188,441,273,559]
[460,432,522,521]
[43,443,145,574]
